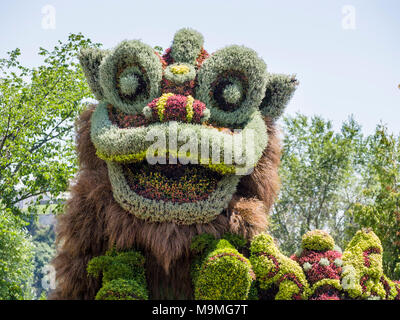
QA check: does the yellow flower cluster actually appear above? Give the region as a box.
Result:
[170,64,190,75]
[156,93,174,121]
[185,95,194,122]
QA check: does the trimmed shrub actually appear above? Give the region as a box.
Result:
[87,249,148,300]
[95,279,148,300]
[193,238,254,300]
[301,230,335,251]
[170,28,204,65]
[250,233,309,300]
[341,229,398,300]
[292,230,343,300]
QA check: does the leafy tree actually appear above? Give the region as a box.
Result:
[347,124,400,278]
[270,114,364,254]
[0,33,99,217]
[0,205,34,299]
[29,220,56,299]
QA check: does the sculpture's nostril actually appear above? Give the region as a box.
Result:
[143,93,210,124]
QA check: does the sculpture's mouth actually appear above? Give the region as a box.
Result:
[107,160,240,225]
[122,161,222,204]
[90,100,269,225]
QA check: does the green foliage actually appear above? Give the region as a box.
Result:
[119,70,140,96]
[271,114,400,278]
[247,281,259,300]
[259,74,298,121]
[347,125,400,278]
[196,45,268,126]
[0,33,99,218]
[221,233,248,250]
[154,46,163,55]
[222,83,242,105]
[0,206,34,299]
[193,239,253,300]
[250,233,309,300]
[190,233,216,255]
[301,230,335,251]
[31,226,56,299]
[78,47,108,100]
[170,28,204,65]
[342,229,383,280]
[87,249,148,300]
[98,40,163,114]
[341,229,397,299]
[270,114,364,254]
[95,279,148,300]
[190,233,248,284]
[31,241,55,298]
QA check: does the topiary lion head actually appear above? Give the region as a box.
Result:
[78,28,297,226]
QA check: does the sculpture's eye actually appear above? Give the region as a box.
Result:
[211,72,247,112]
[196,45,267,127]
[118,67,143,97]
[99,40,163,114]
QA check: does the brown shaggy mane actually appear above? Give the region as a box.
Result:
[50,106,281,299]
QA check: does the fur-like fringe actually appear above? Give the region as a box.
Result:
[50,106,281,299]
[236,117,281,213]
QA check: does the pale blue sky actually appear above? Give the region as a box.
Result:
[1,0,399,134]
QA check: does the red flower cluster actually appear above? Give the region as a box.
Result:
[192,100,207,123]
[108,105,149,128]
[195,48,210,69]
[292,249,342,300]
[154,50,168,69]
[162,78,195,96]
[161,48,174,67]
[360,274,370,294]
[147,94,207,123]
[293,250,342,285]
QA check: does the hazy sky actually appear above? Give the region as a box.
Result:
[1,0,399,134]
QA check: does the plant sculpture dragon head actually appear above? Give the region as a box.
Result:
[78,28,297,226]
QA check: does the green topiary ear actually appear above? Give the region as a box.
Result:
[78,48,109,100]
[259,74,298,121]
[170,28,204,65]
